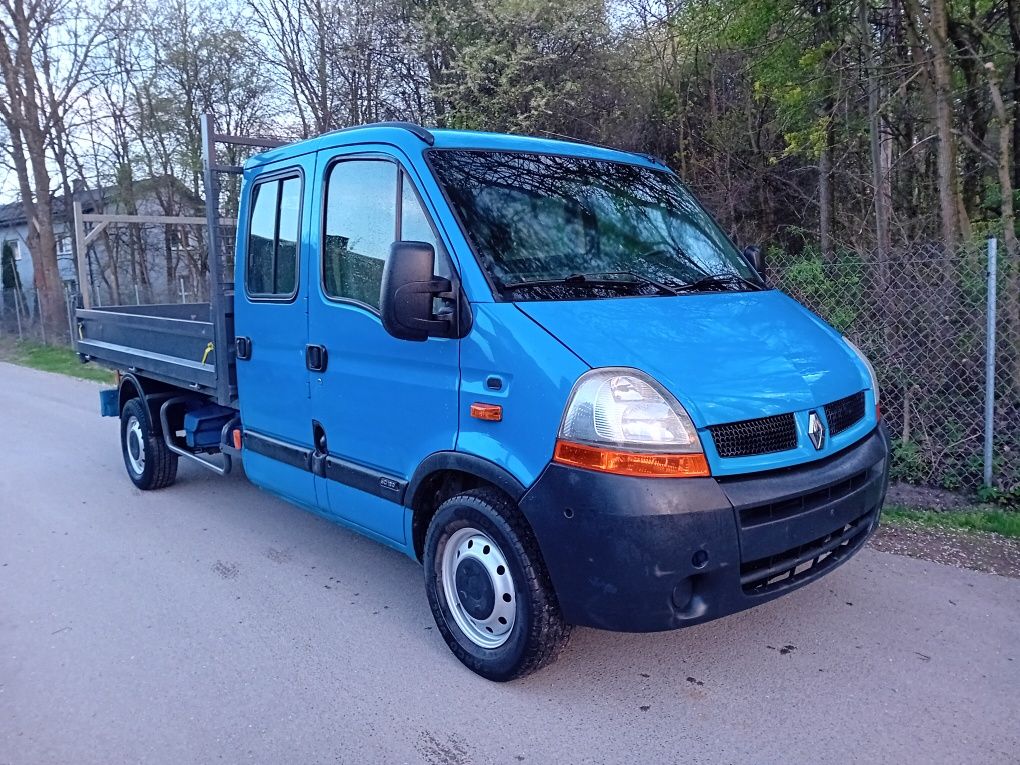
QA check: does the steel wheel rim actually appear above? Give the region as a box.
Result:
[440,527,517,649]
[126,415,146,475]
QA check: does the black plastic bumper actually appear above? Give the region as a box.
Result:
[519,424,890,632]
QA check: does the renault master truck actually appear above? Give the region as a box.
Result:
[76,117,889,680]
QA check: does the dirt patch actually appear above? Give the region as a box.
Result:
[870,522,1020,578]
[885,482,972,510]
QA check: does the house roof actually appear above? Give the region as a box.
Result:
[0,176,203,229]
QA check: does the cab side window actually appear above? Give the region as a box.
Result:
[323,159,451,309]
[323,161,396,308]
[246,175,301,298]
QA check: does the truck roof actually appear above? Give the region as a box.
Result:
[243,124,665,172]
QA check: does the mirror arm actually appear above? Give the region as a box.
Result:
[393,278,455,338]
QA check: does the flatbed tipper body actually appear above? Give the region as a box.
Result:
[76,302,235,404]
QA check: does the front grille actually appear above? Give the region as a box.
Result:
[824,391,866,436]
[740,507,876,596]
[709,413,797,458]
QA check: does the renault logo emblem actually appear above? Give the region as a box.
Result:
[808,411,826,450]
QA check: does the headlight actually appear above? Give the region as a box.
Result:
[553,368,709,477]
[843,336,879,407]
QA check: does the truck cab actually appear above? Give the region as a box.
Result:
[80,122,889,681]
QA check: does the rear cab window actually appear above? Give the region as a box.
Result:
[246,173,302,300]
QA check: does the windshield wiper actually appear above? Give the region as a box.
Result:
[500,270,678,296]
[673,272,762,293]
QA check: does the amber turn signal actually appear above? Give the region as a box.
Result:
[553,439,710,478]
[232,429,242,449]
[470,402,503,422]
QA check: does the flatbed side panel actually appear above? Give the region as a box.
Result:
[75,305,220,394]
[88,303,213,320]
[77,339,217,392]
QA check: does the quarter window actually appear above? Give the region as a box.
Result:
[246,174,301,298]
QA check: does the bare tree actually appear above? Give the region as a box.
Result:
[0,0,119,337]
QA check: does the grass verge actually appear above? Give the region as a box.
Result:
[2,341,114,383]
[883,505,1020,539]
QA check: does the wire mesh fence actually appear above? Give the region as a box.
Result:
[771,240,1019,495]
[4,232,1017,496]
[0,285,79,346]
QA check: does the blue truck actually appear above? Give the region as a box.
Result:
[76,117,889,681]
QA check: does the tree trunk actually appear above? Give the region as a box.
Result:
[0,0,66,340]
[928,0,961,252]
[987,65,1020,393]
[819,125,834,260]
[862,0,891,264]
[816,0,836,261]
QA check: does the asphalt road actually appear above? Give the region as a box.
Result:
[2,362,1018,765]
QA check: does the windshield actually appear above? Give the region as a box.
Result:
[428,149,763,301]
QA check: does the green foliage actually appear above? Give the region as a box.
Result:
[7,342,115,383]
[890,439,928,485]
[772,247,862,332]
[883,505,1020,538]
[977,485,1020,509]
[420,0,611,134]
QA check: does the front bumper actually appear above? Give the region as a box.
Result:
[519,424,890,632]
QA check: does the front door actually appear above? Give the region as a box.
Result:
[235,157,318,508]
[307,150,460,543]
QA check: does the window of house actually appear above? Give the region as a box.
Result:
[323,160,449,309]
[246,173,301,298]
[4,239,22,261]
[56,235,72,260]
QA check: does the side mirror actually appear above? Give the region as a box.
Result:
[380,241,453,341]
[742,244,766,280]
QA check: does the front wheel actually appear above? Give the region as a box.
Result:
[423,488,571,681]
[120,397,178,490]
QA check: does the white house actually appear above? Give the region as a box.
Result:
[0,177,206,321]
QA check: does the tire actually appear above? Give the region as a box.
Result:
[424,488,571,681]
[120,397,178,490]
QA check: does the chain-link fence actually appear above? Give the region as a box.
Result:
[0,284,79,346]
[5,232,1017,497]
[772,241,1019,495]
[0,220,236,345]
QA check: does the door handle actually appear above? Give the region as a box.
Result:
[235,336,252,360]
[305,344,328,372]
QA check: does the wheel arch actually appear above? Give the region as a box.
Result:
[405,452,528,561]
[117,373,180,433]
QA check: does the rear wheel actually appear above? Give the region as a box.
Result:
[424,488,570,681]
[120,398,177,490]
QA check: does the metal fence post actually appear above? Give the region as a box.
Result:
[13,287,22,341]
[983,237,998,487]
[38,288,46,346]
[65,285,76,346]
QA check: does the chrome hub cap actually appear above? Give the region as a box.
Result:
[441,527,516,649]
[126,415,146,475]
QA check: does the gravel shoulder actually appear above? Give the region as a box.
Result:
[871,520,1020,578]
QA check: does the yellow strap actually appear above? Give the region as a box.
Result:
[201,342,214,364]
